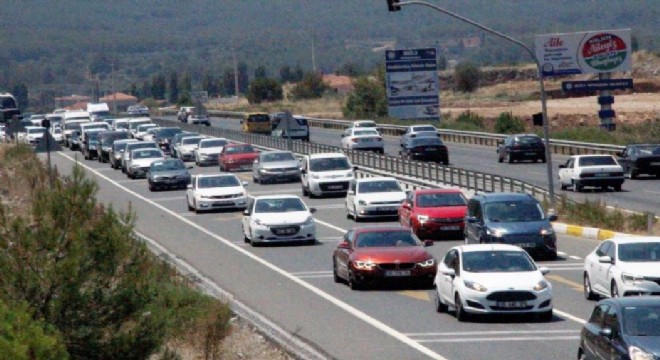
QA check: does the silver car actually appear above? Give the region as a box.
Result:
[252,150,301,184]
[399,125,440,146]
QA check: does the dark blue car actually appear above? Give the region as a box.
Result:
[579,297,660,360]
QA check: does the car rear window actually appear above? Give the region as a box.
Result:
[578,156,617,166]
[518,136,543,144]
[411,137,443,146]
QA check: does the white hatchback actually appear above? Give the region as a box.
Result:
[435,244,553,322]
[186,174,248,213]
[583,236,660,300]
[242,195,316,246]
[346,177,406,221]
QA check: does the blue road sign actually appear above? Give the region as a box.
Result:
[562,79,633,92]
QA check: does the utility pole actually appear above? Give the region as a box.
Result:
[233,50,240,98]
[111,63,117,115]
[311,35,317,73]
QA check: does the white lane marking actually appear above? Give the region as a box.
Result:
[406,329,579,336]
[553,309,586,324]
[569,255,582,260]
[317,236,342,241]
[542,267,585,271]
[312,204,345,209]
[557,251,567,257]
[116,179,138,184]
[417,336,579,343]
[314,218,348,234]
[152,196,186,202]
[59,153,449,360]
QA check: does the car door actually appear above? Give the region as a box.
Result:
[186,176,196,208]
[241,198,254,239]
[592,241,613,294]
[346,180,357,214]
[464,199,484,243]
[558,158,575,186]
[252,154,261,180]
[438,250,459,304]
[335,230,354,279]
[596,306,626,359]
[582,304,608,359]
[617,146,631,172]
[301,157,309,189]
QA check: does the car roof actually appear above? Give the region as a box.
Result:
[606,236,660,245]
[115,139,139,144]
[252,194,302,200]
[474,192,534,202]
[456,244,526,253]
[356,177,398,183]
[599,296,660,308]
[200,137,227,142]
[261,150,293,154]
[415,188,463,195]
[308,152,347,159]
[194,173,239,179]
[569,154,615,159]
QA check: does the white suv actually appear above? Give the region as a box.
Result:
[301,153,355,198]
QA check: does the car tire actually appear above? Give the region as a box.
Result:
[573,180,583,192]
[353,206,361,222]
[455,294,468,322]
[435,292,448,313]
[583,273,598,301]
[507,153,514,163]
[626,167,637,179]
[253,176,259,184]
[378,149,384,155]
[611,281,619,298]
[614,184,622,192]
[149,183,155,192]
[538,310,553,322]
[348,270,363,291]
[302,185,309,197]
[560,182,568,190]
[498,154,503,163]
[346,205,353,219]
[333,260,342,283]
[242,225,250,243]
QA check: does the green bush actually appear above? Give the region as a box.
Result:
[343,76,388,118]
[290,72,328,100]
[247,77,283,104]
[495,112,526,134]
[454,61,481,93]
[447,110,485,131]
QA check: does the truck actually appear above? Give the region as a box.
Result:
[86,102,111,122]
[271,112,310,141]
[0,93,20,123]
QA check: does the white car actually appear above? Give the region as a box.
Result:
[186,174,248,213]
[177,136,205,162]
[583,236,660,300]
[346,177,406,221]
[348,120,378,131]
[126,148,166,179]
[134,123,159,140]
[194,138,229,166]
[142,127,160,142]
[50,126,64,143]
[558,154,624,192]
[399,125,439,146]
[23,126,47,145]
[341,128,384,154]
[435,244,553,322]
[301,153,355,197]
[241,195,316,246]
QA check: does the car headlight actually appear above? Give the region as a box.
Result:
[486,228,504,237]
[534,280,549,291]
[629,346,653,360]
[346,171,353,178]
[358,199,368,206]
[303,216,314,225]
[354,260,376,270]
[540,227,555,236]
[417,258,435,267]
[621,272,644,285]
[417,214,429,222]
[114,154,121,159]
[464,280,487,292]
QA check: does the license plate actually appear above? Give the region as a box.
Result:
[595,173,609,177]
[213,201,232,206]
[385,270,411,277]
[441,226,460,231]
[425,147,437,151]
[377,207,396,212]
[327,185,343,190]
[241,165,252,170]
[525,152,537,156]
[496,301,527,308]
[517,242,536,248]
[275,228,296,235]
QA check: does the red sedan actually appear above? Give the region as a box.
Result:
[218,144,259,172]
[398,188,467,240]
[332,227,436,290]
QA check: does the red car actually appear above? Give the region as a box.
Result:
[218,144,259,171]
[332,227,436,290]
[398,188,467,240]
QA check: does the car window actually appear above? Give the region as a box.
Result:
[517,136,543,145]
[200,139,227,148]
[309,157,350,172]
[134,150,161,159]
[414,126,436,132]
[623,306,660,336]
[416,192,466,208]
[588,304,608,327]
[618,242,660,262]
[151,160,185,171]
[443,250,458,269]
[411,137,443,147]
[604,306,621,339]
[198,176,240,188]
[467,199,483,221]
[357,181,401,193]
[343,230,354,245]
[606,243,616,259]
[578,156,617,166]
[462,251,536,273]
[182,137,203,145]
[596,241,612,257]
[254,198,306,213]
[225,145,255,154]
[354,129,379,136]
[355,231,417,248]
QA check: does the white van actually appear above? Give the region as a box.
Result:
[63,110,90,125]
[86,102,110,121]
[271,113,310,141]
[301,153,355,197]
[113,118,130,132]
[128,118,153,138]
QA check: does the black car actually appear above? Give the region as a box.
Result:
[81,130,102,160]
[464,192,558,260]
[152,127,183,155]
[146,158,191,191]
[97,131,130,163]
[400,136,449,164]
[579,297,660,360]
[617,143,660,179]
[497,134,546,163]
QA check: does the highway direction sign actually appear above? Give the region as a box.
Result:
[561,79,633,92]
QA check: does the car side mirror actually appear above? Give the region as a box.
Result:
[309,207,317,214]
[441,268,456,277]
[599,328,613,338]
[547,214,558,222]
[424,240,433,247]
[402,202,411,210]
[337,241,350,249]
[539,267,550,275]
[598,255,613,264]
[347,190,355,196]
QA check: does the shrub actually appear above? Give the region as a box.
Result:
[343,76,387,118]
[247,78,283,104]
[290,72,328,100]
[495,112,526,134]
[449,110,485,131]
[454,61,480,93]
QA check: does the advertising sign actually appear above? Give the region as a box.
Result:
[385,48,440,120]
[535,29,632,77]
[562,79,634,92]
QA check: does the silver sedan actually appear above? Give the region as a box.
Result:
[252,150,301,184]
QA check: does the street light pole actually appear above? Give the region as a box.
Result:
[392,0,557,211]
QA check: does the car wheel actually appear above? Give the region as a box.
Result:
[583,273,598,301]
[346,205,353,219]
[378,149,384,155]
[626,167,637,179]
[302,185,309,197]
[507,153,514,163]
[614,184,622,192]
[353,206,361,222]
[455,294,469,322]
[498,154,503,163]
[435,292,448,313]
[348,270,363,290]
[538,310,553,322]
[540,155,547,163]
[333,260,342,283]
[253,176,259,184]
[242,225,250,243]
[611,281,619,298]
[149,183,155,192]
[186,196,193,211]
[573,180,583,192]
[560,182,568,190]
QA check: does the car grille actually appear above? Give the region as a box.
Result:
[490,305,535,311]
[644,277,660,286]
[210,193,243,199]
[270,226,300,235]
[371,201,401,205]
[268,167,299,173]
[319,181,349,191]
[430,217,463,224]
[378,263,416,271]
[486,291,537,301]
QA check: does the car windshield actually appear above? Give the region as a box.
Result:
[116,122,129,130]
[200,139,227,148]
[518,136,543,145]
[462,251,536,273]
[28,128,45,134]
[133,150,161,159]
[623,306,660,336]
[309,157,350,172]
[411,138,443,146]
[87,132,100,141]
[65,123,82,130]
[101,134,128,145]
[484,201,544,222]
[247,114,270,122]
[198,176,240,188]
[156,128,181,138]
[354,129,379,136]
[618,242,660,262]
[262,152,295,162]
[637,145,660,155]
[225,145,255,154]
[254,198,306,213]
[114,142,133,151]
[182,137,203,145]
[127,143,157,153]
[358,180,401,193]
[151,160,186,171]
[355,231,417,248]
[138,124,157,131]
[414,126,436,132]
[417,192,466,208]
[578,156,617,166]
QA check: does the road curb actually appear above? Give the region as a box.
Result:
[552,222,634,241]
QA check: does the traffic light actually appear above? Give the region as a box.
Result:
[532,112,543,126]
[387,0,401,12]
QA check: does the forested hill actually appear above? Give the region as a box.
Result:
[1,0,657,90]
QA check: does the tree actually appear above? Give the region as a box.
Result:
[336,62,363,77]
[454,61,481,93]
[254,65,267,79]
[222,68,235,96]
[150,74,166,100]
[290,72,328,100]
[238,62,249,93]
[343,75,387,118]
[292,64,304,82]
[168,72,179,104]
[11,83,28,111]
[495,112,526,134]
[279,65,292,82]
[247,78,283,104]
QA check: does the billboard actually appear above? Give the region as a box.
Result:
[385,48,440,120]
[535,29,632,77]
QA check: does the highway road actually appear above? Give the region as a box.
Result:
[196,116,659,215]
[46,142,614,360]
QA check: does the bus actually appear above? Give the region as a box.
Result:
[241,112,271,135]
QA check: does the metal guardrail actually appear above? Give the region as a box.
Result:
[159,108,624,156]
[154,118,553,204]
